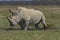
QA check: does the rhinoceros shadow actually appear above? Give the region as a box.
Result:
[0,27,60,31]
[0,27,36,31]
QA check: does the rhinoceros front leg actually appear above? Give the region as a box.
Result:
[24,20,29,30]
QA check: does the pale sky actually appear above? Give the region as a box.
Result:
[0,0,32,1]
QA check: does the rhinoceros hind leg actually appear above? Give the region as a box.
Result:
[41,20,47,30]
[35,24,40,30]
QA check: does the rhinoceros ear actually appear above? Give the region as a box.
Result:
[9,9,16,16]
[9,9,15,14]
[17,7,21,11]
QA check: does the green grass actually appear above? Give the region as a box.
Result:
[0,5,60,40]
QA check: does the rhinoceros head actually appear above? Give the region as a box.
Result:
[7,16,17,26]
[7,7,22,26]
[7,9,20,26]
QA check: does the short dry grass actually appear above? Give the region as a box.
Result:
[0,5,60,40]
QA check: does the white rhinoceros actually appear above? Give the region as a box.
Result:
[7,7,47,30]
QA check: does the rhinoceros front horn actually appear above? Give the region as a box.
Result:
[6,16,15,26]
[7,16,12,23]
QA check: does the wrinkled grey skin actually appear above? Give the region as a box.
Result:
[7,8,47,30]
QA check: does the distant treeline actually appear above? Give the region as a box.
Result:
[0,1,60,5]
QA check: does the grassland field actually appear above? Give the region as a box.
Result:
[0,5,60,40]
